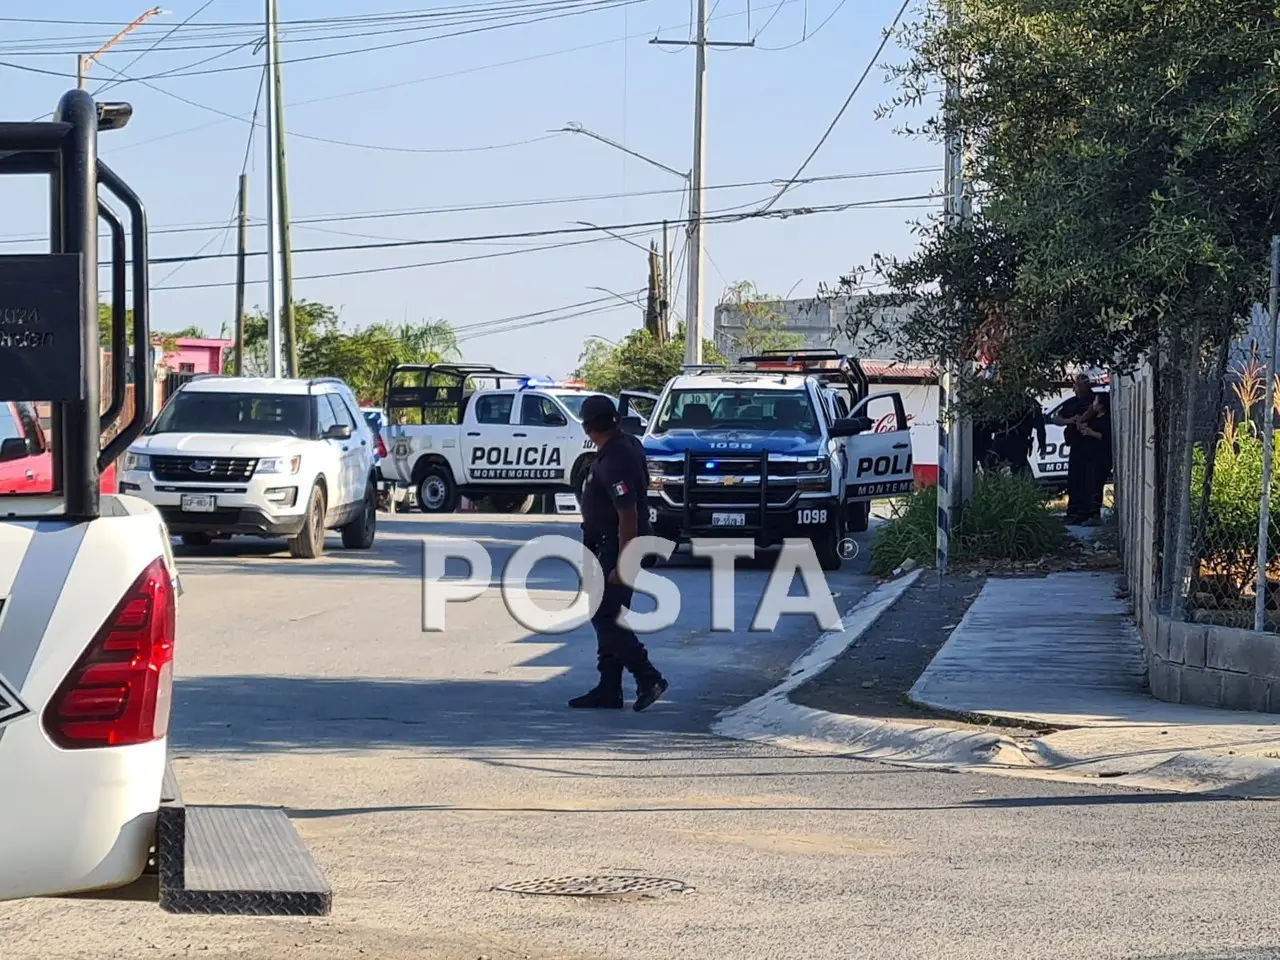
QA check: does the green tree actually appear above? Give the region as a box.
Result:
[239,300,460,403]
[98,303,207,354]
[574,327,726,395]
[829,0,1280,416]
[718,280,805,357]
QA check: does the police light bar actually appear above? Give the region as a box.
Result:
[516,375,558,388]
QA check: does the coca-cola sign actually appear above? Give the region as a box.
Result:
[873,412,916,433]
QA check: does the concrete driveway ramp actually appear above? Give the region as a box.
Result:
[157,765,331,916]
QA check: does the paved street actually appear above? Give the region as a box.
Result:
[4,514,1280,959]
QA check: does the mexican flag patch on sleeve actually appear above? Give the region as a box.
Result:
[612,481,628,497]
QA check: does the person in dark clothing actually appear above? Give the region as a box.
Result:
[989,395,1047,477]
[570,394,669,712]
[1054,374,1107,524]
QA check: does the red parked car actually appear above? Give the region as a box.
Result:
[0,401,115,495]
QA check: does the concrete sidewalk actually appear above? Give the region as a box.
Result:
[717,570,1280,797]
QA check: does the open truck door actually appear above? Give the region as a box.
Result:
[618,389,659,434]
[0,90,329,915]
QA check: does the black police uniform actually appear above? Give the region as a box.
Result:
[573,407,667,711]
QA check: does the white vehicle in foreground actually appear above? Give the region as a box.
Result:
[381,364,654,513]
[0,88,327,913]
[119,376,378,558]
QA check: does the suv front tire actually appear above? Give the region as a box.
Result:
[342,481,378,549]
[289,483,327,559]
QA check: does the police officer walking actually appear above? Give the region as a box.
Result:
[570,394,669,712]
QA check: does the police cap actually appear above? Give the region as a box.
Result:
[580,394,618,430]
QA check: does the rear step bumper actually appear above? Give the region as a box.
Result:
[157,765,331,916]
[64,765,331,915]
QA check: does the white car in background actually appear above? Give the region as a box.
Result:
[119,376,379,558]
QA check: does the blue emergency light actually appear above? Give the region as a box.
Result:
[516,375,558,388]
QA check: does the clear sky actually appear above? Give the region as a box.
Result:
[0,0,940,377]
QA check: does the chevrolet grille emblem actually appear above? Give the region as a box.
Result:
[722,476,740,485]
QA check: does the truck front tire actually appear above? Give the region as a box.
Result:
[847,501,870,533]
[417,464,460,514]
[812,512,845,571]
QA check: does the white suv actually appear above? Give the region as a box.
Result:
[118,376,378,558]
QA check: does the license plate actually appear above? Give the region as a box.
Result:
[711,512,746,527]
[181,494,216,513]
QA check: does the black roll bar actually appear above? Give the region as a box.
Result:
[0,89,147,522]
[98,159,152,471]
[50,89,101,520]
[99,199,127,433]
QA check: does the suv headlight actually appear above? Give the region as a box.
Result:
[123,452,151,472]
[257,455,302,475]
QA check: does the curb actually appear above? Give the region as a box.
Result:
[712,571,1280,798]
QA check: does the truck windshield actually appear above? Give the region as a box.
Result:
[652,388,820,435]
[150,392,312,438]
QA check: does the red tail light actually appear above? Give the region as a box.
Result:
[376,434,388,459]
[43,556,176,749]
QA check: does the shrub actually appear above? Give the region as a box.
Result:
[867,473,1066,576]
[1190,412,1280,597]
[867,484,939,576]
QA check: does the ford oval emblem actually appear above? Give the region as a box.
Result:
[190,460,214,473]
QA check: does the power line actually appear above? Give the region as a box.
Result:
[149,194,938,291]
[0,0,655,81]
[145,194,937,266]
[87,0,803,154]
[757,0,911,213]
[0,166,936,248]
[755,0,848,51]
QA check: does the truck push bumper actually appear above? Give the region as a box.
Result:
[157,765,331,916]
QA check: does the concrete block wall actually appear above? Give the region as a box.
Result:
[1144,613,1280,713]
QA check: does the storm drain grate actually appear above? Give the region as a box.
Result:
[492,876,692,898]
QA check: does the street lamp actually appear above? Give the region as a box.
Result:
[560,123,687,345]
[556,122,689,183]
[78,7,166,89]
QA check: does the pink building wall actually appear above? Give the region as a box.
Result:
[160,338,232,375]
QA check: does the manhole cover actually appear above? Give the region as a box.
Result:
[492,876,692,898]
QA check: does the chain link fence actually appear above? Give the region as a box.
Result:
[1114,320,1280,635]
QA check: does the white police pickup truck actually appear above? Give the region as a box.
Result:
[636,350,915,569]
[381,364,644,513]
[0,89,328,914]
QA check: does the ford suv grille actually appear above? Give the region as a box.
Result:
[151,456,258,483]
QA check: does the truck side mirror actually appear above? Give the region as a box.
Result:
[619,416,644,436]
[325,423,353,440]
[829,416,873,438]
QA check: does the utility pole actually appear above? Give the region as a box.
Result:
[271,10,298,378]
[652,7,753,365]
[234,173,248,376]
[77,7,163,89]
[936,0,971,577]
[661,219,671,341]
[263,0,283,378]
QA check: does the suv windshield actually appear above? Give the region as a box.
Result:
[652,388,820,435]
[150,391,312,438]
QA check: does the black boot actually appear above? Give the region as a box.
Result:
[569,665,624,709]
[630,661,668,713]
